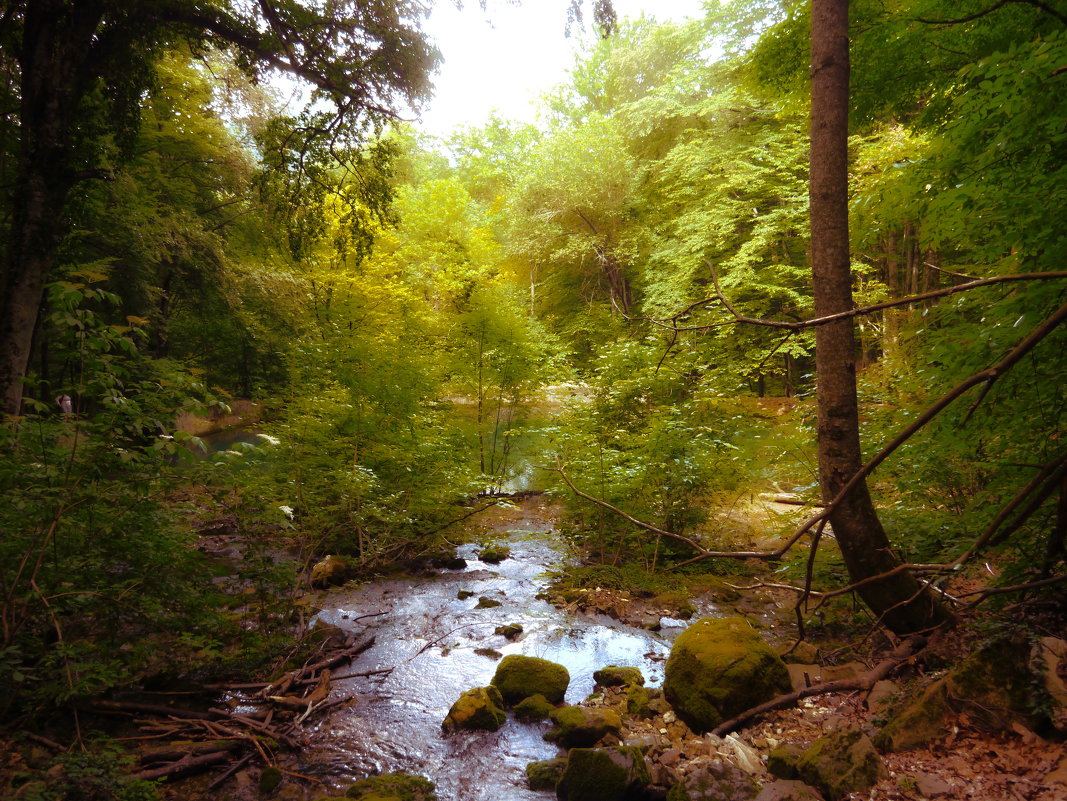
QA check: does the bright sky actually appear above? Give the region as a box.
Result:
[417,0,707,136]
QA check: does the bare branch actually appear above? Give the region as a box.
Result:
[546,463,784,561]
[915,0,1067,26]
[653,265,1067,334]
[711,636,926,736]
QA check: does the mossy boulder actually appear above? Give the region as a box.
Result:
[594,665,645,687]
[526,758,568,792]
[479,544,511,563]
[495,623,524,640]
[664,760,758,801]
[545,705,623,748]
[878,635,1062,752]
[442,686,506,732]
[344,773,436,800]
[491,654,570,705]
[556,747,650,801]
[795,729,886,800]
[475,596,502,609]
[514,693,555,722]
[310,554,350,588]
[456,590,475,600]
[663,616,791,732]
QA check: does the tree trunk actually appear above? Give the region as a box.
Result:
[0,1,104,417]
[809,0,951,635]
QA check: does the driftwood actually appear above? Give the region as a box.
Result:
[711,636,926,736]
[269,669,331,710]
[109,629,379,789]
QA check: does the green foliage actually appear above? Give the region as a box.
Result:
[11,740,160,801]
[0,283,241,712]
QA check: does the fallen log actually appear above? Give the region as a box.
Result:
[139,739,243,765]
[89,700,220,720]
[131,749,235,782]
[711,636,926,736]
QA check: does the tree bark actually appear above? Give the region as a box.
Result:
[0,1,104,416]
[809,0,951,635]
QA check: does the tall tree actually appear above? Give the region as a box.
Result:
[808,0,950,635]
[0,0,437,416]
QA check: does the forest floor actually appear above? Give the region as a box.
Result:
[3,486,1064,801]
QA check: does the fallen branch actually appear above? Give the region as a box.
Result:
[131,749,235,782]
[139,739,243,766]
[711,636,926,736]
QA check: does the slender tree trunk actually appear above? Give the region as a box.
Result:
[809,0,951,635]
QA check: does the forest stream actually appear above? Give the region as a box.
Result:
[290,495,707,800]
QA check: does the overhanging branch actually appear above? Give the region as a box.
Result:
[651,264,1067,334]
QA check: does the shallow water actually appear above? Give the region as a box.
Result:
[298,497,706,799]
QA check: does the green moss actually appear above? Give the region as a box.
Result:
[545,705,623,748]
[475,596,502,608]
[442,686,506,732]
[650,590,696,619]
[259,766,283,793]
[556,747,650,801]
[479,544,511,563]
[494,623,523,639]
[767,742,805,779]
[878,635,1054,752]
[663,616,791,732]
[796,730,886,800]
[344,773,436,800]
[457,590,475,600]
[525,758,568,791]
[593,665,645,687]
[626,685,653,718]
[514,693,555,722]
[491,654,570,705]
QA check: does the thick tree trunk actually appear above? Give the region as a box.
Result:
[0,1,104,416]
[809,0,951,635]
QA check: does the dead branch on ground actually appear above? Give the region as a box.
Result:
[711,636,926,736]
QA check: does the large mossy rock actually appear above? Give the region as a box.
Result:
[878,635,1065,752]
[663,617,791,732]
[491,654,570,705]
[441,686,506,732]
[665,760,758,801]
[545,705,623,748]
[795,730,886,800]
[344,773,436,800]
[556,747,650,801]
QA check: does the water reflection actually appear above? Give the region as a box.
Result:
[299,498,702,799]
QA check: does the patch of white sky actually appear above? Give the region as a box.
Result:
[417,0,708,137]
